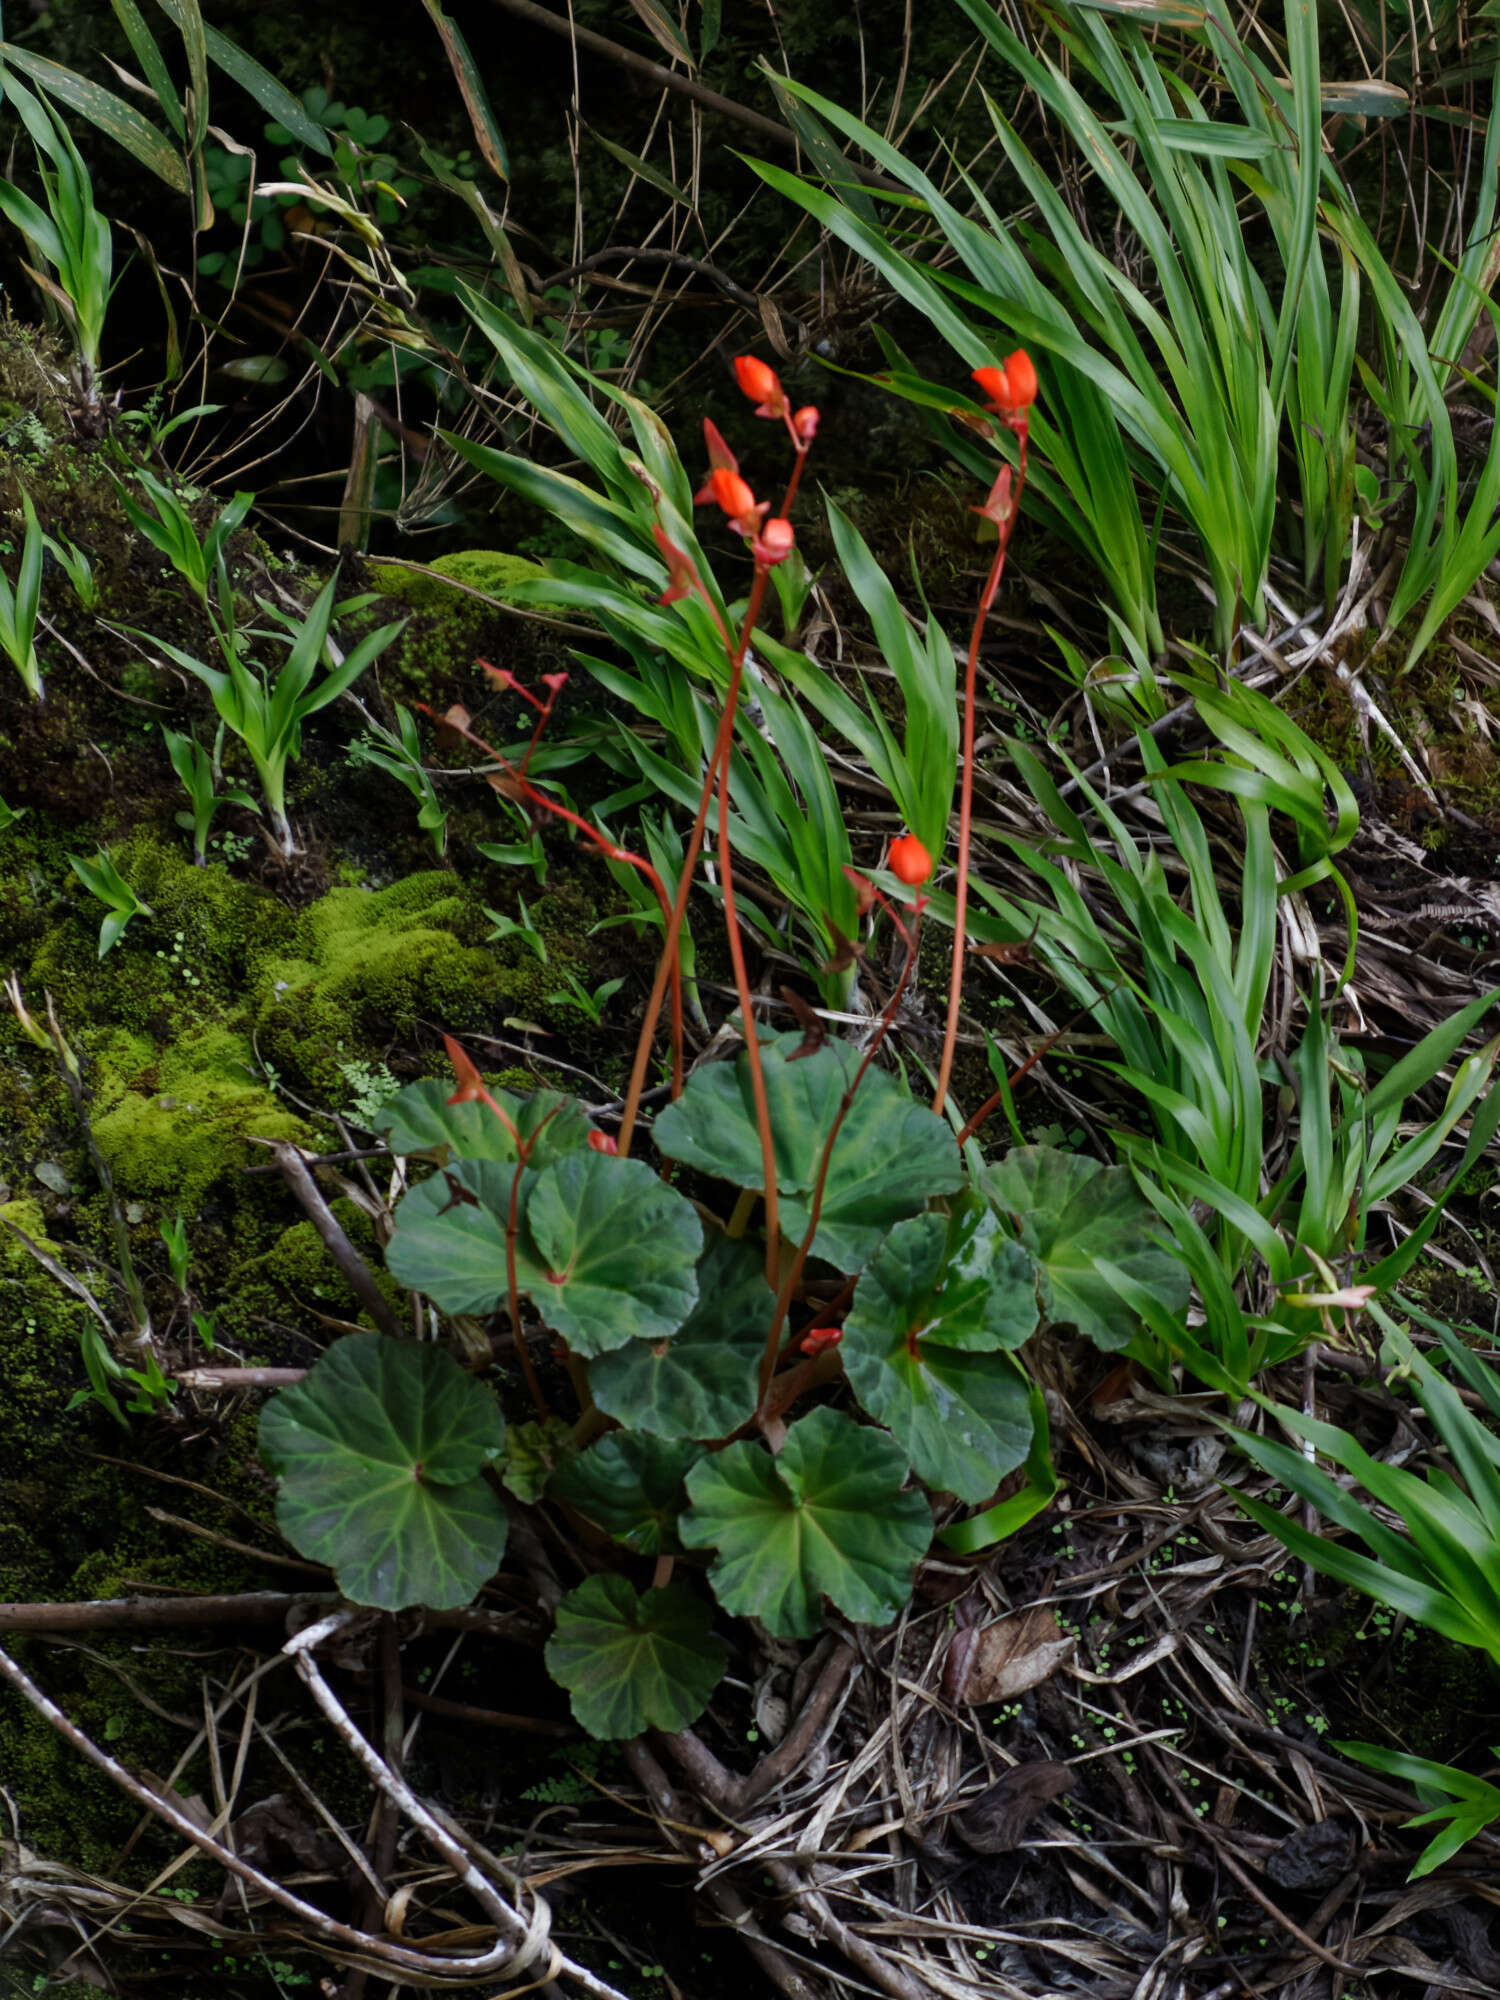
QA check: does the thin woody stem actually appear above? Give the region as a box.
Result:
[934,427,1028,1113]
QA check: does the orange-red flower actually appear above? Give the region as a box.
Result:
[753,516,796,567]
[1004,348,1038,409]
[587,1129,619,1155]
[799,1325,843,1357]
[733,353,786,417]
[972,363,1012,409]
[698,465,766,538]
[972,350,1038,418]
[792,404,820,443]
[888,833,932,885]
[704,467,757,518]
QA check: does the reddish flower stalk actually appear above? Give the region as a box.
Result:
[754,896,927,1418]
[417,694,684,1102]
[933,352,1036,1113]
[443,1032,564,1418]
[954,985,1120,1149]
[617,372,816,1187]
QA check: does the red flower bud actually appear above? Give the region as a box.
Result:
[888,833,932,885]
[799,1325,843,1357]
[753,517,796,567]
[734,354,784,414]
[792,405,820,443]
[701,417,740,474]
[703,467,758,521]
[972,364,1013,410]
[587,1129,619,1155]
[972,465,1013,530]
[1003,348,1038,409]
[542,671,570,693]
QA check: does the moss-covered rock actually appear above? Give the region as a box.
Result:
[252,869,519,1093]
[91,1022,310,1209]
[368,547,567,614]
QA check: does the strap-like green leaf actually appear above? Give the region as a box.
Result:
[0,46,189,192]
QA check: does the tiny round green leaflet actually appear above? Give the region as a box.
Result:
[386,1151,702,1351]
[376,1076,593,1165]
[841,1208,1039,1503]
[680,1406,933,1639]
[549,1434,702,1554]
[981,1146,1188,1353]
[654,1033,963,1269]
[259,1334,507,1612]
[588,1232,771,1439]
[545,1574,728,1738]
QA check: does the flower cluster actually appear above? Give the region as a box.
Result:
[972,350,1038,423]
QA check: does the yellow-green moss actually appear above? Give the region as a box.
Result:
[252,870,526,1093]
[369,547,574,619]
[230,1200,406,1332]
[91,1022,310,1209]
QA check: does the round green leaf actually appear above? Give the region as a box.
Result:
[497,1416,578,1503]
[377,1077,593,1164]
[521,1151,702,1355]
[982,1146,1188,1353]
[550,1434,702,1553]
[544,1574,727,1738]
[259,1334,507,1611]
[680,1406,932,1638]
[654,1034,962,1269]
[588,1233,771,1439]
[842,1211,1039,1502]
[385,1159,533,1316]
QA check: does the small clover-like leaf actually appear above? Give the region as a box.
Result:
[377,1077,592,1164]
[654,1034,961,1269]
[680,1406,932,1638]
[588,1233,771,1439]
[841,1209,1039,1502]
[550,1434,701,1553]
[982,1146,1188,1353]
[521,1151,702,1354]
[259,1334,506,1611]
[544,1574,727,1738]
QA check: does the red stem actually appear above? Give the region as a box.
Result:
[420,699,685,1120]
[934,427,1028,1113]
[617,563,773,1154]
[715,686,781,1286]
[754,902,924,1415]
